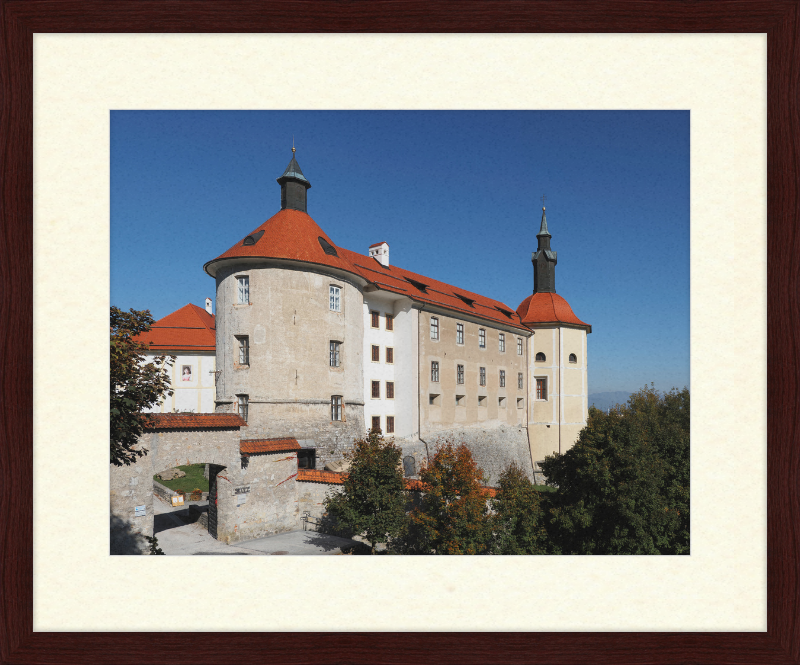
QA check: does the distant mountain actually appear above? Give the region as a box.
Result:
[588,391,633,412]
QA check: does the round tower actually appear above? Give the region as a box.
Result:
[204,152,367,468]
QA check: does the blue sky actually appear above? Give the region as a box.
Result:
[111,111,689,394]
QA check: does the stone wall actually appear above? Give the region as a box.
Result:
[297,479,341,529]
[110,445,155,555]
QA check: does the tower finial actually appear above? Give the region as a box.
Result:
[292,135,295,154]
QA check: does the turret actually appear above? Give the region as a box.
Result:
[276,147,311,212]
[532,207,557,293]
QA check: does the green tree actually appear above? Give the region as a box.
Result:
[491,462,548,555]
[110,307,174,466]
[323,430,407,553]
[540,385,690,554]
[402,441,493,555]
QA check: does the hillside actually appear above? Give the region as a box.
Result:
[588,391,633,412]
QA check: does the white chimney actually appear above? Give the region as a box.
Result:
[368,241,390,267]
[205,297,213,315]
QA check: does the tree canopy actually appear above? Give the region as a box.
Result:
[110,306,174,466]
[323,430,407,553]
[540,385,690,554]
[491,462,548,555]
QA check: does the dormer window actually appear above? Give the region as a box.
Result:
[405,277,428,293]
[456,293,475,307]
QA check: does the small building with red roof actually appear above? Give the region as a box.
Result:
[137,300,217,414]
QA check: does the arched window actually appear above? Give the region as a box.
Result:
[569,353,577,363]
[535,352,546,362]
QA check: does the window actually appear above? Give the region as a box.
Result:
[517,398,524,409]
[331,395,343,420]
[386,381,395,399]
[429,394,441,406]
[536,378,547,400]
[329,341,341,367]
[371,310,380,328]
[479,328,486,348]
[403,455,415,476]
[479,367,486,386]
[386,416,395,434]
[386,314,394,331]
[371,416,381,432]
[518,338,523,355]
[456,394,465,406]
[372,345,380,362]
[430,316,439,340]
[457,364,464,384]
[499,396,506,407]
[329,285,341,312]
[499,333,505,352]
[456,323,464,345]
[386,347,394,364]
[431,361,440,382]
[236,336,249,365]
[518,372,524,389]
[499,370,506,387]
[371,381,381,399]
[569,353,578,363]
[236,276,249,304]
[298,448,316,469]
[237,395,249,422]
[535,352,546,362]
[478,395,486,406]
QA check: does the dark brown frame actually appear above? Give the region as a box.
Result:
[1,2,797,663]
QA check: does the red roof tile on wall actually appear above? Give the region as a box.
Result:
[137,303,216,352]
[143,413,246,430]
[297,469,344,484]
[516,292,591,330]
[240,438,300,455]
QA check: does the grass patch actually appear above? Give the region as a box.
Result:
[153,464,209,494]
[532,484,557,493]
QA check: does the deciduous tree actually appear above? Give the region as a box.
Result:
[402,441,493,555]
[540,385,690,554]
[110,306,174,466]
[323,430,406,553]
[491,462,548,555]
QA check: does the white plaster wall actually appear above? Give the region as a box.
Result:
[392,300,418,439]
[144,351,216,413]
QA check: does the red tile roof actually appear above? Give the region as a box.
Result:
[137,304,216,352]
[296,470,498,495]
[297,469,344,484]
[204,209,529,331]
[338,248,530,331]
[369,241,388,248]
[516,292,591,331]
[143,413,247,430]
[240,438,300,455]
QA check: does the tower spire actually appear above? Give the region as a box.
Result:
[276,145,311,212]
[531,206,557,293]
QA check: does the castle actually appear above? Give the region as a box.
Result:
[111,150,591,549]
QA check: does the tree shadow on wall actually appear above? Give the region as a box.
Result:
[110,514,147,555]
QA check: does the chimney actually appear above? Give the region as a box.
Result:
[205,297,213,315]
[368,241,390,267]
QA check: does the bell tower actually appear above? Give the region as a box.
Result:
[532,207,557,293]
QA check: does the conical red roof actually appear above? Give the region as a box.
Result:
[204,208,366,280]
[516,292,590,331]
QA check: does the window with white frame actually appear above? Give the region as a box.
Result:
[456,322,464,345]
[479,328,486,348]
[331,395,343,421]
[517,338,523,355]
[499,333,505,352]
[236,276,249,304]
[237,394,249,421]
[386,381,395,399]
[430,316,439,340]
[535,378,547,400]
[479,366,486,386]
[236,335,249,365]
[386,416,395,433]
[499,370,505,387]
[518,372,524,389]
[431,361,440,382]
[329,341,341,367]
[457,364,464,384]
[329,285,341,312]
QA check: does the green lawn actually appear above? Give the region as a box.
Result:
[153,464,209,494]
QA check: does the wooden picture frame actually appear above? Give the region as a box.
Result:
[2,2,797,663]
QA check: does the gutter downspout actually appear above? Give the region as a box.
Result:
[558,327,562,456]
[525,330,537,483]
[417,304,430,462]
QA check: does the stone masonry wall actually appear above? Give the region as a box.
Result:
[110,444,155,554]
